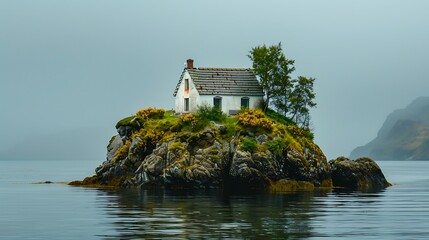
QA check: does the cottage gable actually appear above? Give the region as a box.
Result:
[174,59,264,114]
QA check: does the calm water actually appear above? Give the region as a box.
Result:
[0,160,428,239]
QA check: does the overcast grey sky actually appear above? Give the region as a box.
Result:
[1,0,429,160]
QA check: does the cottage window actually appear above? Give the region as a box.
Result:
[213,96,222,110]
[241,97,249,108]
[184,79,189,94]
[184,98,189,111]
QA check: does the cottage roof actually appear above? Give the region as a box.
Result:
[173,68,264,97]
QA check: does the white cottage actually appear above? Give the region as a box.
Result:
[173,59,264,115]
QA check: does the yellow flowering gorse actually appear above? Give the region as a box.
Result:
[237,109,274,131]
[136,108,165,121]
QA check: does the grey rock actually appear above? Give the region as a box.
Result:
[129,137,142,155]
[255,134,269,144]
[153,142,168,156]
[106,135,123,161]
[141,154,165,176]
[210,121,227,134]
[329,156,391,190]
[117,126,133,143]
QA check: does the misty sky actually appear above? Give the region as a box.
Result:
[1,0,429,160]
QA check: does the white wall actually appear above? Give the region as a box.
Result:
[175,71,200,113]
[198,95,263,115]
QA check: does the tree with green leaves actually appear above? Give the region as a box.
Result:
[248,43,295,112]
[288,76,316,127]
[248,43,317,128]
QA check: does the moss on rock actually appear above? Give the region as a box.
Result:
[329,157,391,190]
[269,179,315,192]
[72,107,389,192]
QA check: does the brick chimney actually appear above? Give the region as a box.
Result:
[186,59,194,69]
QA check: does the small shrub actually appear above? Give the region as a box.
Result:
[114,140,131,161]
[272,123,287,136]
[136,108,165,120]
[177,113,208,131]
[241,138,257,153]
[158,120,175,132]
[179,113,198,129]
[287,126,314,140]
[143,129,164,145]
[265,139,284,155]
[196,105,226,122]
[303,128,314,140]
[237,109,274,131]
[131,129,164,151]
[224,117,239,137]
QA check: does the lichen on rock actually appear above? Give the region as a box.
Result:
[70,107,389,192]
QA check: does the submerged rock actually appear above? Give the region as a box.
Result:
[329,157,391,190]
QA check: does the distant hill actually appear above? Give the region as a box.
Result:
[351,97,429,160]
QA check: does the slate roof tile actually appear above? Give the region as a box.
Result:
[173,68,264,97]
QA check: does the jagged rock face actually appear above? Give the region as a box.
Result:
[135,128,227,188]
[228,150,275,188]
[95,134,148,186]
[106,135,123,161]
[283,146,331,186]
[117,126,133,143]
[91,134,391,191]
[71,108,393,192]
[329,157,391,190]
[93,125,332,190]
[68,108,395,191]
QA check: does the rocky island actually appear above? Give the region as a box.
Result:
[70,107,390,191]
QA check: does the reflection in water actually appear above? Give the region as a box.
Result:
[1,161,428,239]
[95,189,332,239]
[3,160,427,239]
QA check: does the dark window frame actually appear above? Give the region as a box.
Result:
[213,96,222,110]
[241,97,250,108]
[184,98,189,111]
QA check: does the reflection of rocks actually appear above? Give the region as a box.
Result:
[329,157,391,190]
[99,188,327,239]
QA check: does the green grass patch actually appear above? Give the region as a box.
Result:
[241,138,257,153]
[223,117,239,137]
[264,139,284,155]
[169,142,185,151]
[115,115,141,129]
[265,109,295,126]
